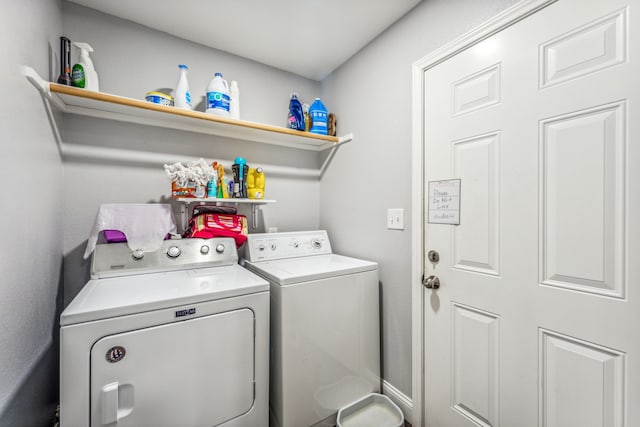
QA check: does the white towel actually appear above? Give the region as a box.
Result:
[84,204,177,259]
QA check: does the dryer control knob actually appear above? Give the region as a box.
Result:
[312,239,322,249]
[216,244,225,254]
[132,249,145,260]
[167,246,181,258]
[200,245,210,254]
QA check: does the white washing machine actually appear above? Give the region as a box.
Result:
[60,237,269,427]
[242,231,380,427]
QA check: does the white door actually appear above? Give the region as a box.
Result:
[422,0,639,425]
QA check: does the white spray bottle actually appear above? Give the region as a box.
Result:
[174,64,192,110]
[71,42,100,92]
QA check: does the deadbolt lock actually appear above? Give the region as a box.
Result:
[427,250,440,263]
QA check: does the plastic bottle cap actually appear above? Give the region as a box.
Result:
[179,64,188,69]
[215,72,223,77]
[234,157,247,165]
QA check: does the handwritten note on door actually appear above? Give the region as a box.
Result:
[428,179,461,225]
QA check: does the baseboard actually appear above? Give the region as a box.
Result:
[381,380,413,424]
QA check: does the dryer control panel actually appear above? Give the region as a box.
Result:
[245,230,332,261]
[91,237,237,278]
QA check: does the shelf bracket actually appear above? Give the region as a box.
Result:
[251,204,260,230]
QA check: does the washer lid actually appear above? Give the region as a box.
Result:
[243,254,378,286]
[60,264,268,326]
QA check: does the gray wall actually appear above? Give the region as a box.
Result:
[320,0,520,397]
[0,0,63,425]
[61,3,325,302]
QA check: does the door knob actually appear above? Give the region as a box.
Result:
[422,275,440,289]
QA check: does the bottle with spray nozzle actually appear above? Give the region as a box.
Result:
[174,64,192,110]
[71,42,99,92]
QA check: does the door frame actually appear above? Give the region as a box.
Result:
[410,0,558,424]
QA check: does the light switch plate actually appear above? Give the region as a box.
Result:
[387,208,404,230]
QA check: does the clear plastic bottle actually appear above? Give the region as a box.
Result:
[229,80,240,119]
[174,64,192,110]
[206,72,230,116]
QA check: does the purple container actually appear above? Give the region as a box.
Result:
[103,230,127,243]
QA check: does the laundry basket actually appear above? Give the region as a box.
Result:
[336,393,404,427]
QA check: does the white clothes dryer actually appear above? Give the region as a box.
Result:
[60,237,269,427]
[242,231,380,427]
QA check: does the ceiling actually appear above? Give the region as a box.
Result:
[67,0,422,81]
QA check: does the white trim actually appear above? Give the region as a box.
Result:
[410,1,557,426]
[382,380,414,424]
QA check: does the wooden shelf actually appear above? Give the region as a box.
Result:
[25,67,352,152]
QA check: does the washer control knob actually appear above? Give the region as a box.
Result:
[200,245,210,255]
[132,249,145,260]
[167,246,182,258]
[270,243,277,251]
[257,244,266,252]
[312,239,322,249]
[216,244,225,254]
[292,240,299,248]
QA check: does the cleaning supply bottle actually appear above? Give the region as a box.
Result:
[216,163,229,198]
[229,80,240,119]
[206,72,230,116]
[287,93,304,131]
[71,42,99,91]
[303,103,311,132]
[247,167,265,199]
[232,157,248,198]
[174,64,192,110]
[57,36,72,86]
[309,98,328,135]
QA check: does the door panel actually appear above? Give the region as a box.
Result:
[540,102,626,297]
[539,329,625,427]
[422,0,638,425]
[452,132,501,276]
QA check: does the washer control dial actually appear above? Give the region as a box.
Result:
[312,239,322,249]
[216,244,225,254]
[167,246,182,258]
[200,245,210,255]
[132,249,145,260]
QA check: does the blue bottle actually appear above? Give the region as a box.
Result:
[287,93,305,131]
[309,98,328,135]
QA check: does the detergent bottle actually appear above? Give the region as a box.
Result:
[247,167,265,199]
[287,93,304,131]
[309,98,328,135]
[71,42,99,91]
[206,72,230,116]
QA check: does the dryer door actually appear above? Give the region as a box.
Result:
[90,309,255,427]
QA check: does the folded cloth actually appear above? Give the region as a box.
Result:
[84,204,177,259]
